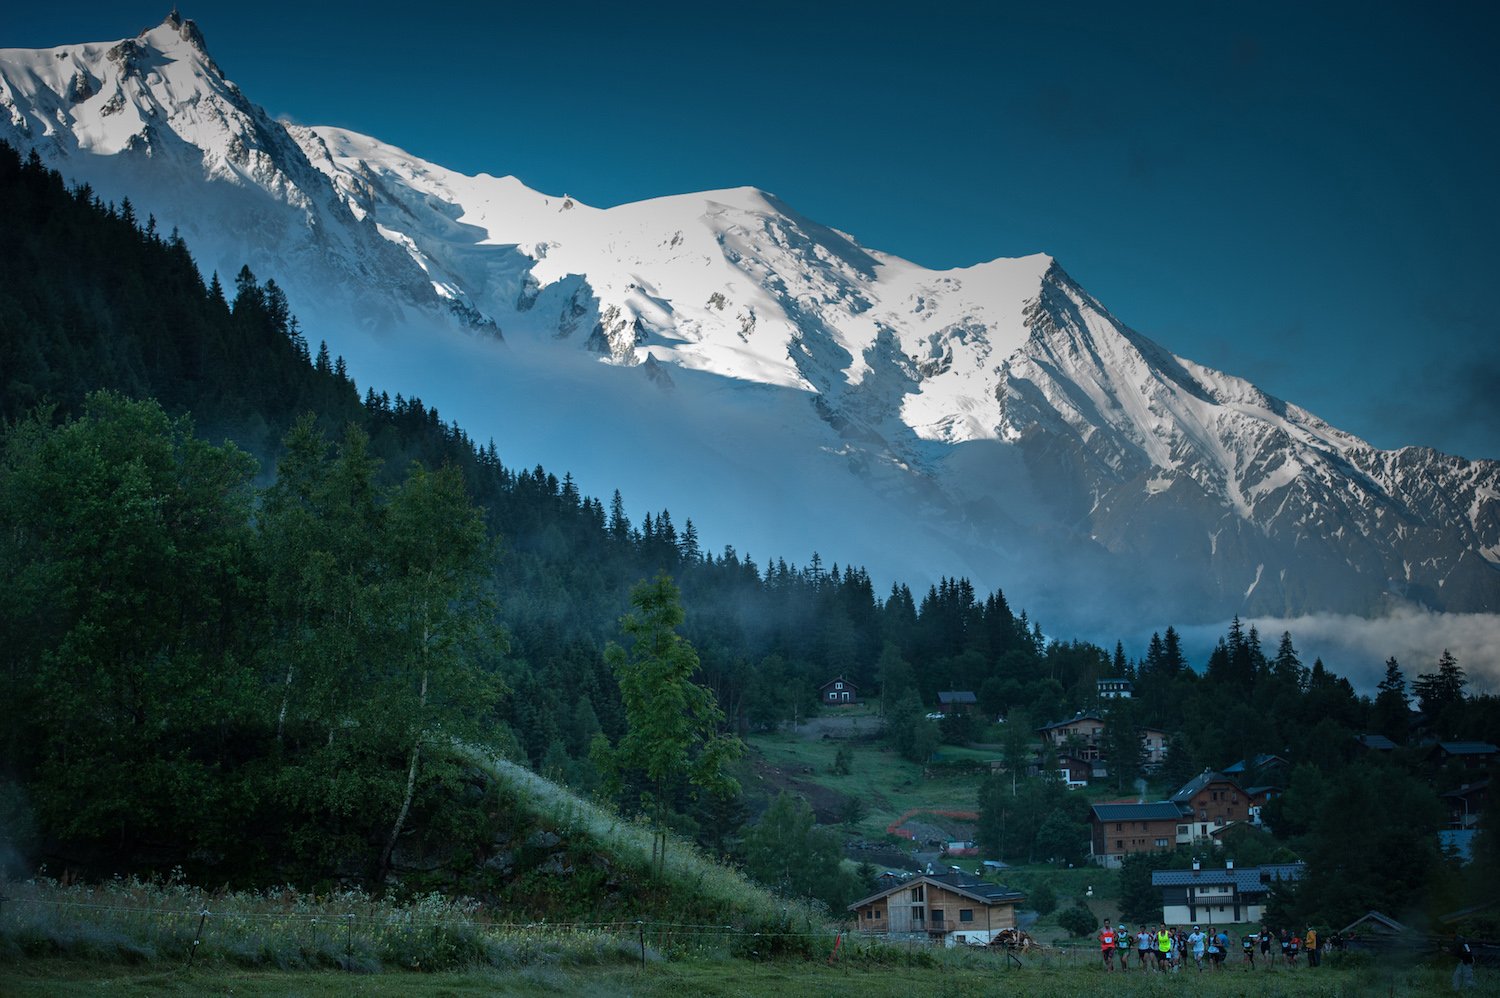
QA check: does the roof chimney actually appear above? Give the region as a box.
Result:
[1226,859,1234,870]
[1192,858,1200,871]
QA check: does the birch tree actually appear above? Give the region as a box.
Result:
[595,574,741,877]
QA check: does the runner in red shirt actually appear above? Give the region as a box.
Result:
[1099,920,1119,970]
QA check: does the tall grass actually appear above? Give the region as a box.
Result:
[0,875,639,972]
[460,744,828,936]
[0,749,832,972]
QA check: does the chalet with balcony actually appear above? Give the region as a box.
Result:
[1152,860,1305,925]
[1038,712,1106,761]
[849,870,1026,947]
[1097,678,1133,699]
[1140,728,1169,768]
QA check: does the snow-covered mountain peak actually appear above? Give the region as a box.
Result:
[3,17,1496,626]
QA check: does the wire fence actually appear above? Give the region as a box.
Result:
[3,887,1490,977]
[0,885,1078,973]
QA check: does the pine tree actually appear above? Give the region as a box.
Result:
[1413,650,1467,735]
[1372,657,1410,743]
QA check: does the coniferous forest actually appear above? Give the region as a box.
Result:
[2,141,1498,932]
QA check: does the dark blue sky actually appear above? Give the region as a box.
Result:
[11,2,1500,459]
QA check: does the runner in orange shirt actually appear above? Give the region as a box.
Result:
[1099,920,1119,971]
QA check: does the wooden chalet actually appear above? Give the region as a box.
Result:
[1037,712,1106,761]
[849,870,1025,947]
[1171,770,1251,841]
[818,676,859,706]
[1089,801,1184,868]
[936,690,978,715]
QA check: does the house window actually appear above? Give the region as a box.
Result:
[1115,840,1123,849]
[835,682,843,690]
[912,906,925,924]
[1155,838,1168,847]
[1177,825,1188,835]
[960,910,974,923]
[911,885,924,901]
[1116,823,1123,831]
[932,909,944,924]
[875,910,882,919]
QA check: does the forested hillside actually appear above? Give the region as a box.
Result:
[0,139,1061,883]
[2,141,1498,932]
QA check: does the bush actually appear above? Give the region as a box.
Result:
[1030,879,1057,916]
[1057,904,1097,938]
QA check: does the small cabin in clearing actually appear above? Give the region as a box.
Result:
[819,676,859,706]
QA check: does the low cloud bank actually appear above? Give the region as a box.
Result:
[1171,605,1500,696]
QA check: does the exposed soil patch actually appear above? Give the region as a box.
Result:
[745,753,850,824]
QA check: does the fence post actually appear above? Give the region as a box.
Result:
[638,920,646,971]
[186,908,209,967]
[345,912,355,971]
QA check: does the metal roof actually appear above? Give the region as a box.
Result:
[1152,862,1305,894]
[1170,770,1247,803]
[1222,753,1287,774]
[1037,711,1105,732]
[937,691,977,704]
[847,870,1025,911]
[1437,741,1499,756]
[1091,802,1184,822]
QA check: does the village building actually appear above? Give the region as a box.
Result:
[1441,779,1488,830]
[1088,802,1184,867]
[1152,860,1304,925]
[1037,712,1106,761]
[1426,741,1499,770]
[818,676,859,706]
[1354,733,1399,753]
[1243,786,1280,827]
[848,870,1026,947]
[1222,752,1289,785]
[1140,727,1169,768]
[1097,678,1133,699]
[936,691,978,715]
[1171,770,1251,842]
[1338,911,1414,957]
[1055,754,1092,788]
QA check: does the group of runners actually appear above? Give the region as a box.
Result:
[1096,919,1322,971]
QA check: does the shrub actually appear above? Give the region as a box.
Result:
[1030,879,1058,915]
[1057,904,1097,938]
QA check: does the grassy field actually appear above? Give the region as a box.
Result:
[3,954,1485,996]
[746,718,1169,843]
[747,725,982,836]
